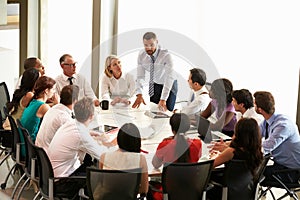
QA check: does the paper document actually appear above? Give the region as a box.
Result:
[211,131,232,141]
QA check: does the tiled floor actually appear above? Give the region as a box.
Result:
[0,152,36,200]
[0,152,299,200]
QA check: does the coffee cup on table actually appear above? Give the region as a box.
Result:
[100,100,109,110]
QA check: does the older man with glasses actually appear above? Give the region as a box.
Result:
[55,53,100,106]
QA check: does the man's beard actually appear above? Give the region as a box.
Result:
[146,50,154,55]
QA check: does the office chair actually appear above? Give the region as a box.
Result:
[0,82,12,163]
[0,114,25,190]
[0,106,12,166]
[254,154,272,200]
[0,82,10,126]
[162,160,214,200]
[260,160,300,200]
[211,159,254,200]
[33,144,85,200]
[86,167,143,200]
[11,120,39,200]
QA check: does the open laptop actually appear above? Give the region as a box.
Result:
[197,116,212,143]
[195,116,232,143]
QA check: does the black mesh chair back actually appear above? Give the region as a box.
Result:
[33,144,55,198]
[223,159,254,200]
[162,160,214,200]
[1,114,25,190]
[10,120,39,199]
[254,154,271,199]
[0,82,10,125]
[254,154,271,186]
[86,167,142,200]
[0,106,12,149]
[7,114,23,162]
[17,119,38,178]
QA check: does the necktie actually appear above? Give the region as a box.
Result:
[190,93,195,102]
[68,77,73,85]
[71,112,75,119]
[149,55,155,97]
[265,122,269,139]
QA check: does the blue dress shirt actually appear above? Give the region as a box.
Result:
[261,113,300,168]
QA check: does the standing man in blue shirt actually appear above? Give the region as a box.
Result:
[254,91,300,183]
[132,32,177,111]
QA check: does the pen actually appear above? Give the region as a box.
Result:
[140,149,149,154]
[115,112,136,119]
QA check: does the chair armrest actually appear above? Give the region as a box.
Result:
[272,168,300,174]
[137,193,147,200]
[206,183,215,191]
[78,188,89,199]
[16,142,24,163]
[210,180,224,188]
[54,176,86,182]
[31,158,37,179]
[148,181,163,193]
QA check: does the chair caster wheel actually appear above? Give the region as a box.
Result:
[1,183,6,189]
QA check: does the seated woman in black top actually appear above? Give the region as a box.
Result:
[208,118,263,199]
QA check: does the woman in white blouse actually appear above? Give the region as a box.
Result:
[101,55,135,105]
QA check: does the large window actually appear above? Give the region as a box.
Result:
[117,0,300,120]
[42,0,93,81]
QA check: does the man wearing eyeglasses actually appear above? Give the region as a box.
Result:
[55,54,100,106]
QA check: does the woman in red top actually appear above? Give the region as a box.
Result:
[152,113,202,168]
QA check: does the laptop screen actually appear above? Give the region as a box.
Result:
[197,116,212,143]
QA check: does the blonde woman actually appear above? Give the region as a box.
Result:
[101,55,135,105]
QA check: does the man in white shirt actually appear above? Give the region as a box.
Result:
[177,68,210,119]
[132,32,177,111]
[55,54,100,106]
[15,57,45,89]
[47,97,110,198]
[35,85,79,153]
[232,89,263,125]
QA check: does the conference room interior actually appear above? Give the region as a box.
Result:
[1,0,300,199]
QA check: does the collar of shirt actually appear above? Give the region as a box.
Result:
[148,45,161,60]
[75,120,89,133]
[62,73,77,82]
[109,73,124,81]
[194,86,209,96]
[266,113,277,127]
[54,103,73,116]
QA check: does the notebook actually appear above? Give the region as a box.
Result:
[144,110,170,118]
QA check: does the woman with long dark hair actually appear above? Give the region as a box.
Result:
[213,118,263,174]
[20,76,58,144]
[152,113,202,168]
[201,78,237,137]
[3,68,40,130]
[99,123,148,195]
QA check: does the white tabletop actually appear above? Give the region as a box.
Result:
[90,102,212,175]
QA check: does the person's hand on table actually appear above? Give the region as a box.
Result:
[211,139,229,152]
[111,97,121,105]
[90,130,102,137]
[120,98,131,105]
[132,94,146,108]
[102,137,117,147]
[94,99,100,107]
[158,100,167,112]
[209,150,220,159]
